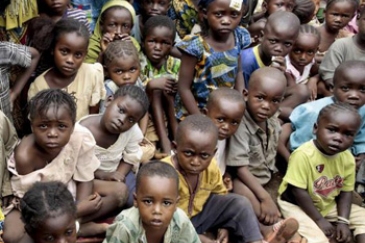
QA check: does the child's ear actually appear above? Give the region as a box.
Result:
[172,140,178,154]
[133,192,138,207]
[202,7,208,19]
[261,1,267,12]
[202,107,208,115]
[104,95,114,108]
[242,89,249,101]
[313,123,318,135]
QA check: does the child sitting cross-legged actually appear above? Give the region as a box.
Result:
[278,103,365,243]
[103,160,200,243]
[162,114,298,243]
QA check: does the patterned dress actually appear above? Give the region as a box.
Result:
[168,0,199,39]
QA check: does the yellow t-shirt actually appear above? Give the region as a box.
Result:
[279,141,355,216]
[162,156,227,218]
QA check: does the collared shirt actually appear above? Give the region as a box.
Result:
[103,207,201,243]
[227,110,281,185]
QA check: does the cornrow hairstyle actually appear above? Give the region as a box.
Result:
[52,18,90,51]
[29,89,77,124]
[142,16,176,42]
[293,0,316,24]
[317,102,361,124]
[333,60,365,86]
[103,40,139,67]
[114,85,150,115]
[207,88,245,109]
[298,24,321,42]
[176,114,218,144]
[326,0,358,11]
[136,160,179,192]
[20,181,77,234]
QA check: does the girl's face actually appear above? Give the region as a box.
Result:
[30,212,76,243]
[31,104,74,156]
[101,7,133,36]
[141,0,170,19]
[44,0,69,14]
[204,0,244,36]
[102,95,145,134]
[325,1,355,31]
[144,26,174,66]
[106,55,141,87]
[289,33,319,71]
[53,32,88,78]
[264,0,295,15]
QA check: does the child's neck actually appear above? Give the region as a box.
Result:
[40,8,65,22]
[205,30,235,52]
[45,68,77,89]
[149,57,167,70]
[258,45,272,66]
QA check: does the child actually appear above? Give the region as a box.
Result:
[2,89,106,242]
[168,0,199,39]
[293,0,316,24]
[226,67,292,238]
[20,181,78,243]
[203,88,246,189]
[0,42,39,120]
[248,0,295,43]
[286,24,321,100]
[162,114,298,243]
[28,18,106,121]
[86,0,140,64]
[319,7,365,93]
[278,103,365,243]
[38,0,90,30]
[241,11,308,120]
[278,61,365,195]
[142,16,181,154]
[104,160,201,243]
[79,86,149,208]
[175,0,251,120]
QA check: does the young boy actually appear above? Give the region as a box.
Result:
[226,67,288,234]
[141,16,181,155]
[278,61,365,188]
[103,160,200,243]
[278,103,365,243]
[241,11,308,120]
[163,114,298,243]
[203,88,246,189]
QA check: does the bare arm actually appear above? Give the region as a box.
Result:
[234,55,245,93]
[277,123,292,163]
[177,53,200,115]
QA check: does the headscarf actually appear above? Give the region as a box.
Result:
[86,0,139,64]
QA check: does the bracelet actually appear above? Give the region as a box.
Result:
[337,216,350,225]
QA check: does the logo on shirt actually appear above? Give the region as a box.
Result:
[313,175,344,197]
[316,164,324,173]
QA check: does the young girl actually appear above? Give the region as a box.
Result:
[86,0,140,64]
[2,89,108,242]
[28,18,106,121]
[20,181,78,243]
[286,24,321,100]
[175,0,251,120]
[79,85,149,208]
[278,103,365,243]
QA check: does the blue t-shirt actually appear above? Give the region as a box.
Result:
[241,45,265,88]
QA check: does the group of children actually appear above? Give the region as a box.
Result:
[1,0,365,242]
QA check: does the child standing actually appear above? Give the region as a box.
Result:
[28,18,106,121]
[79,86,149,208]
[86,0,140,64]
[163,114,298,243]
[286,25,321,100]
[104,161,201,243]
[278,103,365,243]
[141,16,181,154]
[20,181,78,243]
[175,0,251,120]
[3,89,105,242]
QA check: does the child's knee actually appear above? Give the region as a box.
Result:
[291,84,310,105]
[111,182,129,207]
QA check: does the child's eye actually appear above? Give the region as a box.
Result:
[108,23,116,27]
[256,96,264,100]
[231,121,239,126]
[268,39,276,44]
[272,98,281,103]
[122,24,131,29]
[215,12,222,17]
[75,52,83,59]
[345,132,354,137]
[130,68,137,73]
[60,49,68,55]
[58,124,67,129]
[276,2,284,7]
[39,124,47,129]
[159,1,167,5]
[148,40,156,44]
[201,153,210,159]
[307,51,314,55]
[128,118,135,123]
[44,235,55,242]
[231,12,239,17]
[119,108,125,113]
[184,151,193,156]
[217,118,224,123]
[163,41,171,46]
[65,228,74,236]
[293,49,301,54]
[360,86,365,92]
[163,201,172,206]
[143,199,153,205]
[284,42,292,47]
[341,86,349,91]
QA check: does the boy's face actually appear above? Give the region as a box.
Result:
[333,69,365,109]
[141,0,170,19]
[44,0,69,13]
[106,55,140,87]
[101,7,133,36]
[102,95,145,134]
[245,76,285,125]
[313,112,360,155]
[134,176,179,232]
[263,0,295,15]
[289,33,319,71]
[144,26,174,66]
[325,1,355,32]
[261,24,297,58]
[205,99,245,140]
[174,130,217,175]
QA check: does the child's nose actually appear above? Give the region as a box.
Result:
[221,16,231,25]
[47,128,58,137]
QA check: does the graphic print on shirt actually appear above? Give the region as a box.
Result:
[313,175,344,197]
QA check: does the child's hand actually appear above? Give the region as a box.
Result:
[113,33,131,42]
[259,198,281,225]
[216,228,229,243]
[355,154,365,171]
[223,174,233,191]
[315,218,335,239]
[306,78,318,101]
[101,32,115,52]
[270,56,286,73]
[336,223,352,243]
[77,193,103,216]
[164,77,177,94]
[105,171,125,182]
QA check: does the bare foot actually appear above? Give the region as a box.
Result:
[78,222,109,237]
[266,218,299,243]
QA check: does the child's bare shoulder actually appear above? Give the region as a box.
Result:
[14,135,37,175]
